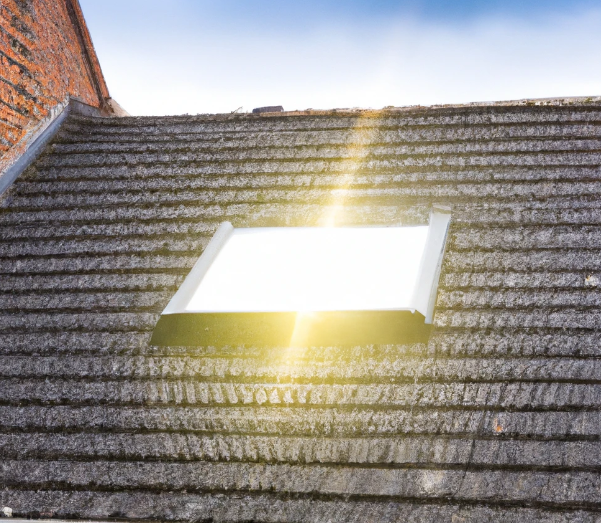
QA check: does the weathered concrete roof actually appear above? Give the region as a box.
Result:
[2,99,601,521]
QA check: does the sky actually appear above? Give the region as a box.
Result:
[79,0,601,116]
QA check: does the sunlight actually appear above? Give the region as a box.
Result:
[297,113,379,347]
[320,114,378,227]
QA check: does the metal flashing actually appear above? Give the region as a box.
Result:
[162,221,234,314]
[0,97,105,198]
[412,206,452,324]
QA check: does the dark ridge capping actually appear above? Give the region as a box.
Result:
[71,96,601,125]
[252,106,284,114]
[0,97,107,198]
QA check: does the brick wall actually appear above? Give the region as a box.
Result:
[0,0,110,156]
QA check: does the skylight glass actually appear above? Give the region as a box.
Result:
[185,226,428,313]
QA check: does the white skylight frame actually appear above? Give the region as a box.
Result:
[152,206,451,346]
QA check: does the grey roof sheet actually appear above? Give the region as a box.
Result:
[2,100,601,521]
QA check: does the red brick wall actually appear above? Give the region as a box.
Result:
[0,0,109,155]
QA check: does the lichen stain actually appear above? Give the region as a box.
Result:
[494,417,503,433]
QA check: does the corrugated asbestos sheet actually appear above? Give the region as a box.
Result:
[2,102,601,522]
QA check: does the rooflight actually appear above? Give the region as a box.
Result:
[151,207,451,346]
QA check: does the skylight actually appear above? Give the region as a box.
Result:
[151,207,451,346]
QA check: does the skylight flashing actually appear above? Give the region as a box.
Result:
[413,205,452,323]
[162,221,234,315]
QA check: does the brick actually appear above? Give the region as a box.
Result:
[0,0,108,151]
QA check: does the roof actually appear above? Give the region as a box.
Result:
[1,98,601,521]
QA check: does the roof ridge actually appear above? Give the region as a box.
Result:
[67,95,601,122]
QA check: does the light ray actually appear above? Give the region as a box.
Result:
[290,112,381,348]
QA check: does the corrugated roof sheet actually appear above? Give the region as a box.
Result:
[1,99,601,521]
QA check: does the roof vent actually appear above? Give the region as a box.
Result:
[252,106,284,114]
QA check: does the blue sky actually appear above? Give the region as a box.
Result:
[80,0,601,116]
